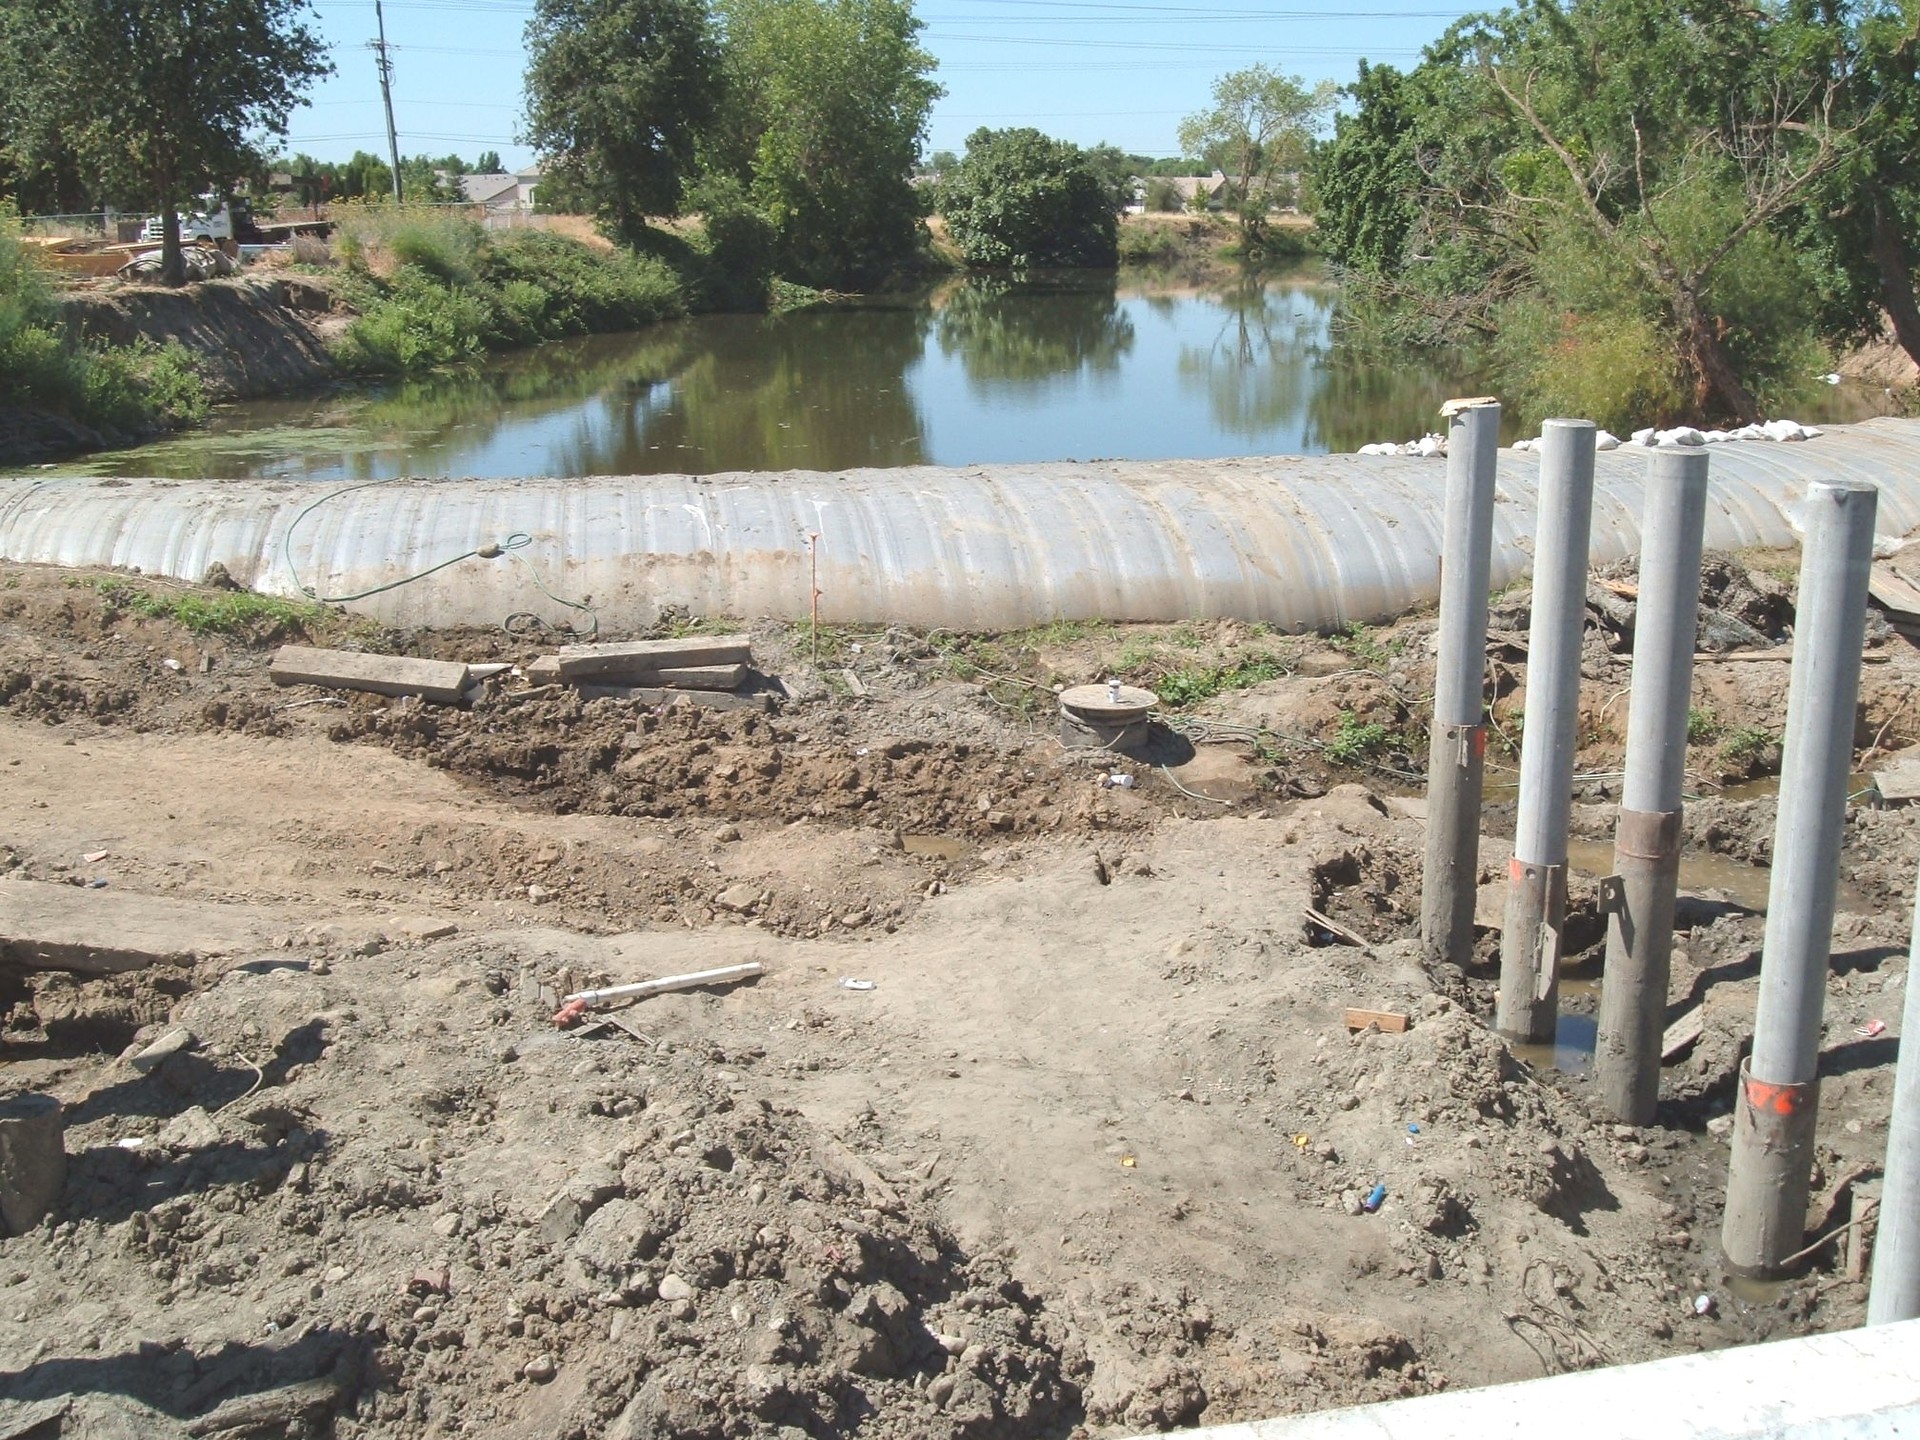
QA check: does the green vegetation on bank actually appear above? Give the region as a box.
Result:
[88,575,324,639]
[1308,0,1920,431]
[0,214,207,441]
[327,209,687,373]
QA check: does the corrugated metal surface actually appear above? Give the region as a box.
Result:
[4,418,1919,631]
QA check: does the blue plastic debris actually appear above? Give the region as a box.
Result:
[1363,1182,1387,1212]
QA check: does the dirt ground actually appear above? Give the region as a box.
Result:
[1,549,1918,1439]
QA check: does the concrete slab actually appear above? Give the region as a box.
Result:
[0,880,283,974]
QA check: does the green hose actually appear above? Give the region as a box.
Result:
[281,476,598,637]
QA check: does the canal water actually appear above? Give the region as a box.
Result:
[47,267,1495,482]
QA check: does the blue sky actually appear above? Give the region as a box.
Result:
[287,0,1470,170]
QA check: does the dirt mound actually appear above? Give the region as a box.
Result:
[59,277,337,400]
[5,931,1087,1440]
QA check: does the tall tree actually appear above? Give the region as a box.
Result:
[2,0,329,284]
[714,0,941,286]
[1178,65,1335,244]
[524,0,722,247]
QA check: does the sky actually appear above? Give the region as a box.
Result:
[287,0,1473,172]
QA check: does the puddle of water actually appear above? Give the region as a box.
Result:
[1510,975,1602,1075]
[1726,1273,1795,1307]
[901,834,970,861]
[1563,837,1776,913]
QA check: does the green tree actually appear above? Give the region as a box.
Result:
[1178,65,1335,244]
[524,0,723,246]
[714,0,941,286]
[1314,0,1871,426]
[474,150,506,175]
[1,0,330,284]
[937,127,1119,269]
[1309,61,1420,275]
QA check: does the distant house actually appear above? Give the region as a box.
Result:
[1164,170,1231,211]
[460,166,542,212]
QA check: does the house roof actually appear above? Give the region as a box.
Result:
[460,173,520,204]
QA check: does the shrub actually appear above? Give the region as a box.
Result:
[335,226,688,373]
[937,127,1120,269]
[1,210,208,446]
[1144,177,1183,213]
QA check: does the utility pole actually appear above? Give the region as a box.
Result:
[1420,400,1501,969]
[1723,479,1878,1278]
[1595,448,1710,1123]
[372,0,404,204]
[1497,419,1596,1044]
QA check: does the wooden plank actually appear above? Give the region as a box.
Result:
[1661,1005,1705,1060]
[563,962,764,1006]
[1873,760,1920,804]
[1869,564,1920,623]
[1694,648,1888,664]
[1344,1007,1410,1034]
[1304,905,1369,947]
[555,635,752,680]
[270,645,469,704]
[839,668,869,698]
[575,684,772,712]
[643,663,748,691]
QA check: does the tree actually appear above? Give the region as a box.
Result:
[1309,61,1421,276]
[713,0,941,286]
[937,128,1118,269]
[1,0,329,285]
[475,150,506,175]
[524,0,723,247]
[1308,0,1879,426]
[1178,65,1335,244]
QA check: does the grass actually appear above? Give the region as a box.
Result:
[1329,621,1398,672]
[1718,725,1777,767]
[1,209,208,448]
[1686,707,1721,743]
[1152,653,1290,707]
[1324,709,1391,764]
[90,577,325,640]
[329,210,689,374]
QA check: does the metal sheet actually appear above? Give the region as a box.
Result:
[3,418,1918,631]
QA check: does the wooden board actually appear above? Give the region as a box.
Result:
[643,663,748,691]
[270,645,470,704]
[1869,563,1920,624]
[1661,1006,1705,1060]
[575,684,773,712]
[1344,1007,1410,1034]
[555,635,752,680]
[1873,760,1920,804]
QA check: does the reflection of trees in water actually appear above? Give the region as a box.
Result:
[1302,343,1474,454]
[933,274,1135,389]
[1175,273,1328,437]
[614,301,934,472]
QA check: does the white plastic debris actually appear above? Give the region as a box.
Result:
[1594,430,1620,450]
[1631,427,1658,446]
[1412,433,1445,458]
[1701,430,1731,443]
[838,978,876,991]
[1763,418,1810,442]
[1105,773,1136,789]
[1694,1293,1717,1317]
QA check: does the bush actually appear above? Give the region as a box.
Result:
[1144,177,1184,213]
[0,210,208,447]
[938,127,1119,269]
[335,225,688,373]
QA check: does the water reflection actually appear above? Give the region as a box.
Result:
[50,266,1488,482]
[932,274,1135,392]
